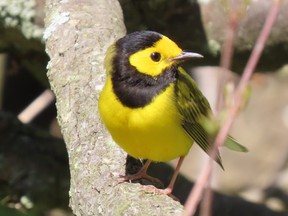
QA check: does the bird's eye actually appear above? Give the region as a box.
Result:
[150,52,161,62]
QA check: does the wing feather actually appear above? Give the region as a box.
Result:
[175,67,223,167]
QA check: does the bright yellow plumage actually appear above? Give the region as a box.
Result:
[99,32,193,162]
[98,31,247,196]
[99,75,191,161]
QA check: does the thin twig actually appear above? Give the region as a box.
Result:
[0,54,7,109]
[216,10,239,113]
[183,159,213,216]
[199,167,213,216]
[183,1,280,215]
[219,6,238,70]
[214,0,280,150]
[200,2,243,215]
[18,89,55,123]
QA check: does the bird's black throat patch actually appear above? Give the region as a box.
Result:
[111,62,177,108]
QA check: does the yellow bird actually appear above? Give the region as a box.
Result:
[98,31,247,196]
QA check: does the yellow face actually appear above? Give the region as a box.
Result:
[128,35,183,77]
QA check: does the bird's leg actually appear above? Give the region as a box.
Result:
[162,156,185,194]
[118,160,163,185]
[119,157,185,200]
[144,156,185,197]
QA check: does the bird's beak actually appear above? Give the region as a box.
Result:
[170,52,203,62]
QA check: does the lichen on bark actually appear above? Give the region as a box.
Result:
[44,0,183,215]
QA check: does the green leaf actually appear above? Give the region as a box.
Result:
[224,136,248,152]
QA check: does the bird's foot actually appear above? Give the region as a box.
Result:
[118,173,164,188]
[143,185,179,201]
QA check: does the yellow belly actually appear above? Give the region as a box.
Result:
[98,78,193,162]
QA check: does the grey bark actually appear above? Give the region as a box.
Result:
[44,0,183,215]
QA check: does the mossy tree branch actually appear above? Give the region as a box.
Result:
[44,0,183,215]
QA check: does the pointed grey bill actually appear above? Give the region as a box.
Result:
[170,52,203,62]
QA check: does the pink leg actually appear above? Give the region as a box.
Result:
[119,157,185,199]
[144,156,185,198]
[118,160,163,185]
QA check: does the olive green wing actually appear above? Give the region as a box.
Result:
[175,68,223,168]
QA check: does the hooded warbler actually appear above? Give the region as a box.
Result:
[98,31,247,195]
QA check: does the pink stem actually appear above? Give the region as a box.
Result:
[183,1,280,215]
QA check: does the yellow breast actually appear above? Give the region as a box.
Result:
[98,76,193,162]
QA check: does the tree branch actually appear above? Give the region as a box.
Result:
[44,0,183,215]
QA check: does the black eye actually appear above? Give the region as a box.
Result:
[150,52,161,62]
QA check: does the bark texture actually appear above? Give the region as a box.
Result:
[44,0,183,215]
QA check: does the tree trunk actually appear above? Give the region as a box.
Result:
[44,0,183,215]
